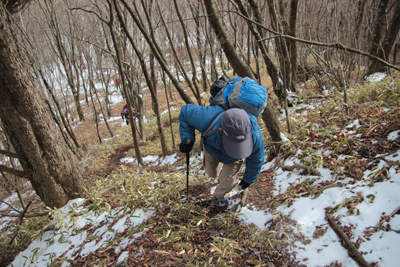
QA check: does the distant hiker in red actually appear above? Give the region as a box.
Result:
[121,104,136,128]
[115,77,121,90]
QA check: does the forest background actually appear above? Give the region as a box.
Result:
[0,0,400,266]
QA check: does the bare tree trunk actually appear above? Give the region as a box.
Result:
[99,60,113,119]
[45,100,81,159]
[366,0,390,74]
[83,43,114,138]
[150,52,168,156]
[37,0,85,122]
[37,68,81,155]
[162,70,176,150]
[0,5,86,208]
[245,0,286,103]
[134,81,146,142]
[108,0,143,165]
[114,0,169,154]
[289,0,298,92]
[203,0,284,143]
[370,1,400,74]
[89,86,102,144]
[190,1,209,93]
[156,0,201,104]
[118,0,193,105]
[173,0,202,104]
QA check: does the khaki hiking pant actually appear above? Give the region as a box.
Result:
[203,149,244,200]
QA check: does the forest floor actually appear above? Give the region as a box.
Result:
[1,72,400,267]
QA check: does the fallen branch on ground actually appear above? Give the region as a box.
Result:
[273,151,292,170]
[326,213,372,267]
[241,188,249,206]
[371,205,400,233]
[312,183,342,199]
[281,164,321,176]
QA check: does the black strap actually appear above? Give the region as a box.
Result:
[198,112,224,156]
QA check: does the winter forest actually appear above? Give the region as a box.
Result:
[1,0,400,266]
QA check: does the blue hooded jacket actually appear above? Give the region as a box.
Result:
[179,104,264,185]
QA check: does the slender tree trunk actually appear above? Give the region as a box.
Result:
[173,0,202,104]
[367,0,390,74]
[40,0,85,122]
[108,0,143,165]
[118,0,193,104]
[150,52,168,156]
[162,70,176,150]
[203,0,284,143]
[0,5,86,208]
[190,1,209,93]
[375,2,400,73]
[204,0,255,77]
[156,0,200,104]
[38,68,81,154]
[289,0,298,92]
[245,0,286,103]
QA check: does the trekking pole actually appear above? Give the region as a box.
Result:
[185,138,192,201]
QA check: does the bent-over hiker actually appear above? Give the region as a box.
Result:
[179,104,264,211]
[121,104,135,127]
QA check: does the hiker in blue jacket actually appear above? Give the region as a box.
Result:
[179,104,265,211]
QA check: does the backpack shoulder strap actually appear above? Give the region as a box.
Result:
[198,112,224,156]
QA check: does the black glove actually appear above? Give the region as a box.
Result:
[179,138,194,153]
[239,180,250,190]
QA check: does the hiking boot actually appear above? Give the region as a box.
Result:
[214,198,229,212]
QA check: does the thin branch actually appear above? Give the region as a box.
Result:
[1,212,48,218]
[0,149,19,159]
[326,213,372,267]
[0,200,21,213]
[0,165,30,179]
[228,9,400,72]
[69,7,108,24]
[371,205,400,233]
[312,183,342,199]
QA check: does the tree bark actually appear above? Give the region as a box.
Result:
[109,0,143,164]
[370,1,400,73]
[203,0,283,143]
[204,0,255,78]
[289,0,298,92]
[246,0,286,102]
[156,0,201,104]
[118,0,194,105]
[0,5,86,208]
[173,0,202,104]
[366,0,390,74]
